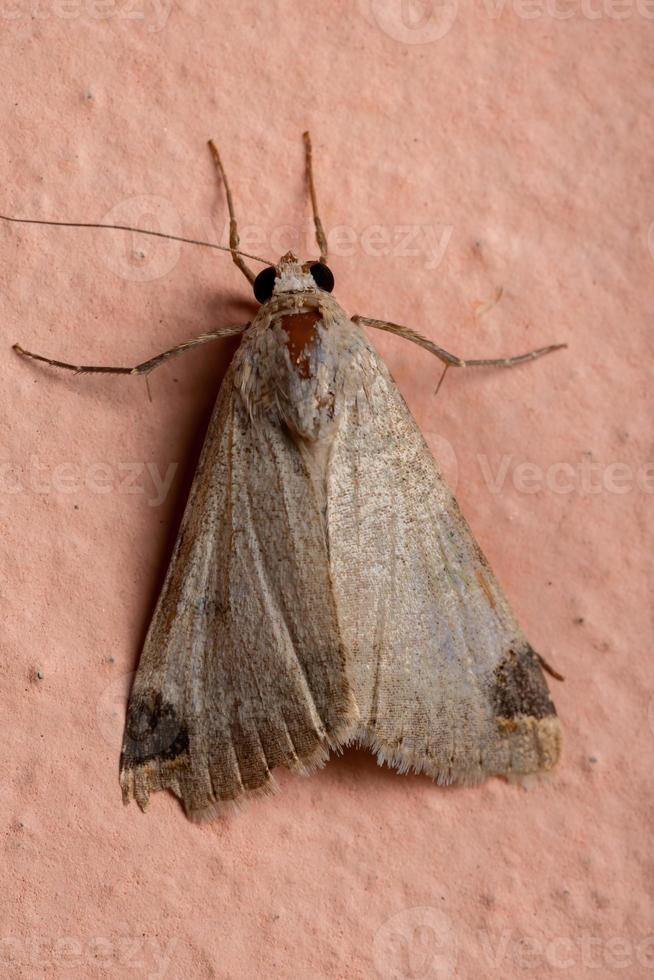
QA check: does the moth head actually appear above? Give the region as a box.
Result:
[253,251,335,304]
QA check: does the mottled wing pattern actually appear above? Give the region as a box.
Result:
[327,335,561,782]
[120,364,356,820]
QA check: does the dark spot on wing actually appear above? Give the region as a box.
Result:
[121,690,189,767]
[492,645,557,720]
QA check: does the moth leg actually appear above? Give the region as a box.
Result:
[353,316,566,368]
[12,323,248,376]
[207,139,256,285]
[352,316,466,366]
[303,131,328,263]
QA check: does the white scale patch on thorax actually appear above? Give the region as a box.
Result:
[273,267,316,295]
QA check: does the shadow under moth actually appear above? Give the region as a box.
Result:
[8,133,564,821]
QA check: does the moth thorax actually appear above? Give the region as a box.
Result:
[280,310,323,380]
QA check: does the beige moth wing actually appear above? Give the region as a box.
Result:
[119,352,357,821]
[326,340,561,781]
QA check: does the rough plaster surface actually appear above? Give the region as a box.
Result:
[1,3,652,978]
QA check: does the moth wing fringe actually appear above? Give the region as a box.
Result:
[340,714,562,786]
[119,709,362,821]
[186,778,280,824]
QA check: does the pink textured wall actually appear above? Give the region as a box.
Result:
[2,3,652,977]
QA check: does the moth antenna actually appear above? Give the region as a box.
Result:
[303,131,328,263]
[207,140,257,285]
[0,213,274,266]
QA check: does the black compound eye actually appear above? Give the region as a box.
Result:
[253,266,277,304]
[310,262,334,293]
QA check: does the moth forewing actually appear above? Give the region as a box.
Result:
[324,339,561,781]
[119,353,359,820]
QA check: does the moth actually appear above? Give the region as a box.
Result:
[9,134,564,821]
